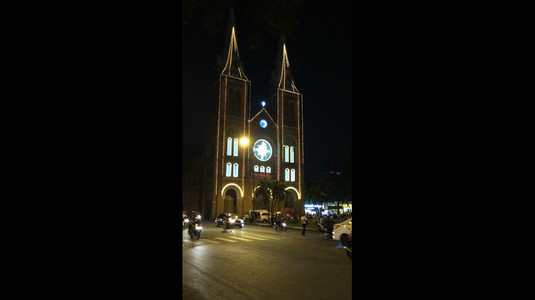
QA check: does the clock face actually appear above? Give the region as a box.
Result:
[253,139,272,161]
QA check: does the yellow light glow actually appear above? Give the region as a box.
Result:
[222,183,244,198]
[285,187,301,200]
[240,137,249,146]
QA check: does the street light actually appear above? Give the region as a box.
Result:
[240,137,249,146]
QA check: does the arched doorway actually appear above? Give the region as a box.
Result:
[224,189,238,214]
[284,190,298,219]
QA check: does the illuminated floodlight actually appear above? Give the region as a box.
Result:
[261,101,266,107]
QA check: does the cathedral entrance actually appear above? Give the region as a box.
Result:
[284,190,298,220]
[224,189,238,214]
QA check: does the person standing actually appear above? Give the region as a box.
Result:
[300,213,308,236]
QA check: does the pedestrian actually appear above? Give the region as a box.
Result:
[300,213,307,236]
[325,216,334,239]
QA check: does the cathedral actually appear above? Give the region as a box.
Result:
[197,9,305,220]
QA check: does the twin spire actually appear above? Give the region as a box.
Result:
[221,8,248,80]
[276,38,299,93]
[221,8,298,92]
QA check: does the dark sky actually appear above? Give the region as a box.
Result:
[183,1,352,181]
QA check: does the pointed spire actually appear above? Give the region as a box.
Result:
[221,7,248,80]
[276,37,299,92]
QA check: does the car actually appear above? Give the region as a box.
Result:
[241,213,251,221]
[258,211,270,223]
[215,213,245,228]
[244,210,270,223]
[333,218,352,246]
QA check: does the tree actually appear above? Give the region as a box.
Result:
[254,178,272,212]
[269,180,287,215]
[316,179,331,209]
[254,178,287,220]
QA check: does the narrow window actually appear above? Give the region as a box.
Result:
[260,166,265,173]
[234,138,238,156]
[291,169,295,182]
[233,163,239,177]
[254,165,259,172]
[284,146,289,162]
[227,137,232,156]
[226,163,232,177]
[290,146,294,163]
[266,167,271,173]
[285,168,289,181]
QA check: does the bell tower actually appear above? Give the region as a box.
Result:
[208,8,251,219]
[268,38,305,217]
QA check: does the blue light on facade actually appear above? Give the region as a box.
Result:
[260,119,267,128]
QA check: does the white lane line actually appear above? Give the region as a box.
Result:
[227,236,255,241]
[214,237,239,243]
[240,236,268,241]
[254,235,280,239]
[201,239,220,244]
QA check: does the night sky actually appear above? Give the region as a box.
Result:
[183,1,352,181]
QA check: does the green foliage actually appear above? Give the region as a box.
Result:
[254,178,272,211]
[254,178,287,216]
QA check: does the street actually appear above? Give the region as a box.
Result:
[182,222,352,299]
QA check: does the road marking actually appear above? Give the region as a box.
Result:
[214,237,239,243]
[201,239,220,244]
[241,236,269,241]
[227,236,255,241]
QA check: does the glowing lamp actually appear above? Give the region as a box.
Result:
[240,138,249,146]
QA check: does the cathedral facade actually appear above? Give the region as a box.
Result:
[200,10,305,220]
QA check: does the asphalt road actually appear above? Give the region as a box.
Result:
[182,223,352,300]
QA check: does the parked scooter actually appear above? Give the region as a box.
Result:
[343,234,352,260]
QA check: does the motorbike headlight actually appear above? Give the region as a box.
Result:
[197,215,201,220]
[196,225,202,230]
[185,220,189,223]
[282,223,286,226]
[229,218,234,223]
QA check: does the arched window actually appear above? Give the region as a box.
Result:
[290,146,294,163]
[291,169,295,182]
[285,146,289,162]
[266,167,271,173]
[285,168,289,181]
[233,163,239,177]
[233,138,238,156]
[254,165,259,172]
[227,138,232,156]
[226,163,232,177]
[260,166,265,173]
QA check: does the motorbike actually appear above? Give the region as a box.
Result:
[188,221,202,239]
[323,227,333,240]
[183,217,190,228]
[273,221,287,232]
[343,234,352,260]
[224,218,234,232]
